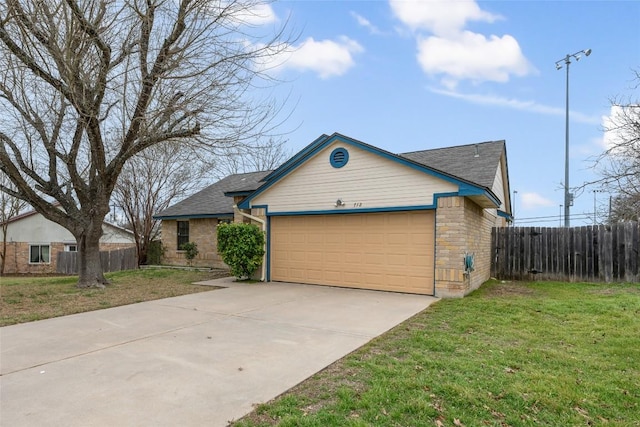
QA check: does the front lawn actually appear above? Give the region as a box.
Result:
[234,281,640,427]
[0,268,228,326]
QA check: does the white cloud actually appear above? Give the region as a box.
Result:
[351,11,382,35]
[276,36,364,79]
[389,0,501,37]
[233,3,277,26]
[429,87,601,124]
[417,31,534,87]
[521,192,556,210]
[389,0,534,87]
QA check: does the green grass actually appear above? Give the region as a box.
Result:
[233,281,640,427]
[0,268,229,326]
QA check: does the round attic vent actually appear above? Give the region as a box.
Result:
[330,147,349,168]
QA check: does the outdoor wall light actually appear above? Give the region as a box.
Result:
[335,199,345,207]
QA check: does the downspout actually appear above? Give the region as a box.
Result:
[233,205,266,282]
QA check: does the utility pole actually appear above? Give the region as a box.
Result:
[555,48,592,227]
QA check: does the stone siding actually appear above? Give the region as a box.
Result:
[435,196,498,298]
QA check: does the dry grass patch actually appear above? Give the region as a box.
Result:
[0,268,229,326]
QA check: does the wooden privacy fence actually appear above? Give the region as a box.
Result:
[491,223,640,283]
[57,247,138,274]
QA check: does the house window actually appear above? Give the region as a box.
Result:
[65,244,78,252]
[30,245,50,264]
[177,221,189,249]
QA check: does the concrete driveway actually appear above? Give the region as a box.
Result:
[0,278,437,426]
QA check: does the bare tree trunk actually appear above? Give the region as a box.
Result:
[76,225,108,288]
[0,0,290,286]
[0,232,7,275]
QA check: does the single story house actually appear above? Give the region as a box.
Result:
[1,208,135,274]
[156,132,512,297]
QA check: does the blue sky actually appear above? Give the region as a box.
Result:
[252,0,640,226]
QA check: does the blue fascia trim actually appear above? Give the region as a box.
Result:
[266,205,437,216]
[484,190,502,207]
[223,190,254,197]
[152,213,233,220]
[497,210,513,221]
[239,132,492,210]
[261,134,330,183]
[458,184,501,207]
[237,198,252,209]
[259,192,488,217]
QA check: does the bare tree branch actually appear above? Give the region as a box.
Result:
[583,68,640,223]
[0,0,290,287]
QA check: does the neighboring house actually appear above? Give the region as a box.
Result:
[1,209,135,274]
[156,132,512,298]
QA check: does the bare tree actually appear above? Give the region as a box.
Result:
[215,137,290,177]
[113,142,207,265]
[587,69,640,224]
[608,193,640,223]
[0,0,288,287]
[0,173,28,274]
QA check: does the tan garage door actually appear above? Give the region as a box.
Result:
[270,211,435,295]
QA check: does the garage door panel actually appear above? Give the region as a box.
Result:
[324,270,343,282]
[387,254,408,266]
[363,252,385,265]
[362,272,385,286]
[271,211,434,295]
[387,233,408,245]
[365,234,384,245]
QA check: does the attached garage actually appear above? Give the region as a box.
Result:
[235,132,512,298]
[270,211,435,294]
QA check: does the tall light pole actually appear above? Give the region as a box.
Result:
[555,48,592,227]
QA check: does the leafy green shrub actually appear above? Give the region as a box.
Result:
[217,223,265,279]
[179,242,199,266]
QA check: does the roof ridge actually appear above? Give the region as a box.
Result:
[400,140,505,155]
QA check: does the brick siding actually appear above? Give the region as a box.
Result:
[435,196,504,297]
[1,241,134,275]
[161,218,227,268]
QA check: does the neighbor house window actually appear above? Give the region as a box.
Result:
[65,244,77,252]
[177,221,189,249]
[30,245,50,264]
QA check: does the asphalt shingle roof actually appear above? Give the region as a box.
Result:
[400,140,506,190]
[154,170,272,219]
[157,139,507,219]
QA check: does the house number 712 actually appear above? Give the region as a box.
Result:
[353,202,362,207]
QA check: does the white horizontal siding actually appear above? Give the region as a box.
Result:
[3,213,134,244]
[491,159,506,211]
[252,141,458,213]
[3,214,74,242]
